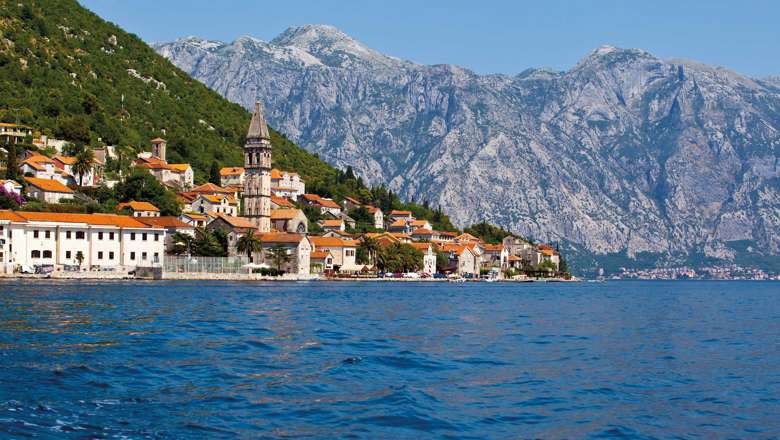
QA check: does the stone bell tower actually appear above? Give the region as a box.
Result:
[243,101,272,232]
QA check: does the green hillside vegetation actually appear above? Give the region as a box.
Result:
[0,0,508,244]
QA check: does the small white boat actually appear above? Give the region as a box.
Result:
[449,277,466,283]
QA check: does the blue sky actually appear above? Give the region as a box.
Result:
[80,0,779,77]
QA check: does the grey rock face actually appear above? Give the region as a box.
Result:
[156,27,780,264]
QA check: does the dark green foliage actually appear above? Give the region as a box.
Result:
[209,161,221,185]
[264,244,292,272]
[463,221,517,244]
[113,170,180,216]
[191,227,225,257]
[376,243,424,273]
[4,144,19,181]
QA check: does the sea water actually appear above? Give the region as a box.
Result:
[0,280,778,438]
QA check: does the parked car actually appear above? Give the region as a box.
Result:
[402,272,420,279]
[433,273,447,279]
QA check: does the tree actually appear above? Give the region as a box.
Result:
[170,232,193,256]
[357,236,379,266]
[72,146,94,188]
[115,170,181,216]
[4,143,19,181]
[191,228,224,256]
[75,251,85,267]
[209,161,221,185]
[264,244,291,272]
[236,230,262,263]
[348,206,375,232]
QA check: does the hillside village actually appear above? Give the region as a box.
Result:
[0,103,565,280]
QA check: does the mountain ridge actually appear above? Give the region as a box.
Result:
[156,26,780,274]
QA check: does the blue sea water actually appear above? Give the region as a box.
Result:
[0,280,778,439]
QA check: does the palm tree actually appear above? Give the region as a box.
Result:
[73,147,94,188]
[170,232,193,256]
[236,230,263,263]
[358,236,379,266]
[265,244,292,273]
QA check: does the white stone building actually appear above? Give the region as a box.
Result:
[0,211,165,274]
[24,177,74,203]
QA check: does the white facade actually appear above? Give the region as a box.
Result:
[0,212,165,274]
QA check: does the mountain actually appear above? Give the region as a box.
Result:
[156,26,780,273]
[0,3,462,232]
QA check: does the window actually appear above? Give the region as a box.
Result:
[98,232,103,240]
[130,233,136,241]
[142,233,147,241]
[154,233,159,242]
[153,252,159,263]
[66,231,72,239]
[33,230,39,238]
[109,251,114,260]
[98,251,103,260]
[66,251,71,259]
[130,252,136,260]
[109,232,115,240]
[42,250,51,258]
[142,252,147,261]
[0,226,3,233]
[45,230,50,239]
[31,250,40,258]
[76,231,85,240]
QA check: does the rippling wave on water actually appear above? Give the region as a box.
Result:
[0,280,778,438]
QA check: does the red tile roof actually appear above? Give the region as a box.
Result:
[24,177,74,193]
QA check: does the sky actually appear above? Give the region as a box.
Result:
[79,0,779,78]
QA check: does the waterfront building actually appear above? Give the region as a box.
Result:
[409,242,437,276]
[310,250,334,274]
[242,101,273,232]
[438,242,479,276]
[481,243,508,270]
[0,210,165,274]
[117,201,160,218]
[24,177,74,203]
[309,236,360,272]
[258,233,312,275]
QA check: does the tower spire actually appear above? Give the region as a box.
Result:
[247,101,270,140]
[242,99,273,233]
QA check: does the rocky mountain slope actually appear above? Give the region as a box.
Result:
[156,25,780,271]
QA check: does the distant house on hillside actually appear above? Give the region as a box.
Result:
[117,201,160,218]
[134,138,194,189]
[301,194,342,216]
[270,169,305,200]
[24,177,74,203]
[219,167,245,187]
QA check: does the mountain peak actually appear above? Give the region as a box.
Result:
[270,24,406,69]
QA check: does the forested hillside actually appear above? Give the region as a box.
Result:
[0,0,461,231]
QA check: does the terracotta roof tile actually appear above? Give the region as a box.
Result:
[117,201,159,212]
[24,177,73,193]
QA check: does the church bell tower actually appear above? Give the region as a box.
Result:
[243,101,272,232]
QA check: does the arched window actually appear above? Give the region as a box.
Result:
[43,250,52,258]
[297,223,306,233]
[31,250,40,258]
